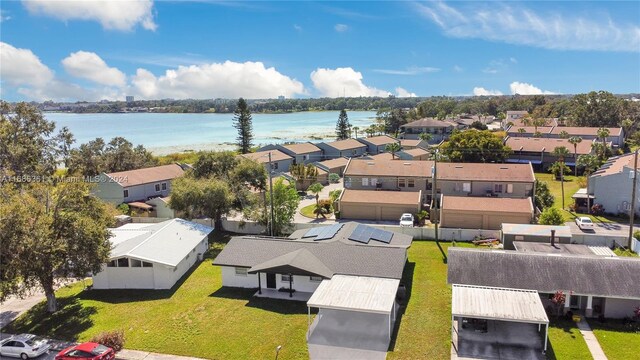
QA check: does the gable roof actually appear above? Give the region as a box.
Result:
[403,148,430,157]
[400,139,425,148]
[321,138,368,151]
[505,137,596,155]
[345,159,434,177]
[401,118,456,128]
[447,248,640,299]
[358,135,398,146]
[241,149,293,163]
[214,222,412,279]
[592,153,638,177]
[108,219,213,267]
[281,142,322,155]
[548,126,622,137]
[316,157,349,169]
[437,162,535,182]
[442,196,533,214]
[507,126,554,135]
[105,164,184,187]
[249,248,334,278]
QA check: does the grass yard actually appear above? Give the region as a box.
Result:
[590,321,640,360]
[299,203,317,218]
[4,238,599,359]
[546,319,593,360]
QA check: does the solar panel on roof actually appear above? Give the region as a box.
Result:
[370,228,393,244]
[348,224,372,244]
[302,226,324,238]
[314,223,344,241]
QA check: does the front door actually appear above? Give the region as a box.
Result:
[266,273,276,289]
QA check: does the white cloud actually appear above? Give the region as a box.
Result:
[22,0,157,31]
[473,87,503,96]
[131,61,306,99]
[0,42,54,87]
[373,66,440,75]
[310,67,390,97]
[62,51,126,87]
[510,57,518,64]
[396,87,417,98]
[453,65,463,73]
[0,9,11,22]
[415,1,640,52]
[334,24,349,32]
[293,24,302,32]
[510,81,554,95]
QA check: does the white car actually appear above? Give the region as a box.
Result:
[0,334,50,359]
[400,213,414,227]
[575,217,594,230]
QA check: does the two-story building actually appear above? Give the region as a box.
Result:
[506,126,624,147]
[356,135,398,154]
[317,139,367,159]
[589,153,640,216]
[94,164,185,206]
[259,142,323,165]
[505,136,600,170]
[399,118,456,143]
[241,149,294,173]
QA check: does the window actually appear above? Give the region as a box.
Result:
[463,182,471,192]
[130,259,142,267]
[235,267,248,276]
[407,179,415,188]
[117,258,129,267]
[107,260,117,267]
[371,178,377,187]
[494,184,503,193]
[142,261,153,268]
[123,189,129,198]
[281,274,293,282]
[161,182,167,191]
[398,178,406,188]
[272,162,279,170]
[310,276,323,282]
[362,177,369,186]
[2,341,16,347]
[352,149,357,156]
[506,184,513,194]
[155,184,161,192]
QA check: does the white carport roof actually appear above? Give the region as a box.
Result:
[452,284,549,324]
[307,275,399,315]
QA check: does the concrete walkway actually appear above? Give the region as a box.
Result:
[293,180,343,224]
[117,349,205,360]
[576,318,608,360]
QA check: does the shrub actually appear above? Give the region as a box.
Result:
[328,173,340,183]
[539,207,564,225]
[328,189,342,203]
[116,203,130,215]
[549,162,571,179]
[415,210,429,225]
[591,203,605,216]
[90,330,125,352]
[318,199,332,212]
[576,176,587,188]
[634,230,640,240]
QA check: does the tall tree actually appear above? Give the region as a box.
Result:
[233,98,253,154]
[558,130,569,139]
[0,101,74,177]
[440,130,512,163]
[385,142,402,160]
[335,109,350,140]
[67,137,157,177]
[522,113,547,134]
[597,127,610,147]
[552,146,571,209]
[290,163,318,190]
[169,176,234,228]
[568,136,583,176]
[192,151,239,179]
[570,91,623,127]
[244,178,300,236]
[384,108,407,137]
[577,154,602,213]
[0,182,114,312]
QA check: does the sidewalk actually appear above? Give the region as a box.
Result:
[576,318,608,360]
[117,349,206,360]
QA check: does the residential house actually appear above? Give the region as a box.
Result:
[94,164,185,205]
[337,189,421,221]
[502,110,529,128]
[504,136,600,170]
[436,162,535,199]
[439,196,533,230]
[356,135,398,154]
[501,223,572,249]
[448,247,640,319]
[314,157,349,177]
[399,118,456,142]
[589,153,640,216]
[400,139,429,150]
[343,159,434,199]
[316,139,367,159]
[507,126,624,147]
[213,222,412,357]
[260,143,323,165]
[92,219,212,289]
[241,149,294,173]
[145,197,176,218]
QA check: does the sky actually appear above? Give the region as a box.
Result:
[1,0,639,102]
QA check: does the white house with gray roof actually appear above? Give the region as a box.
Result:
[92,219,212,290]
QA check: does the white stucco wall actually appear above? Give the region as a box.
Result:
[604,297,640,318]
[220,266,323,293]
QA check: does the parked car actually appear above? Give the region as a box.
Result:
[55,343,115,360]
[399,213,414,227]
[0,334,50,359]
[575,217,594,230]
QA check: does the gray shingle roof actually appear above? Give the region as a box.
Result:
[447,248,640,299]
[214,222,411,279]
[249,248,334,278]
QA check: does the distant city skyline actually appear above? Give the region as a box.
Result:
[1,1,639,102]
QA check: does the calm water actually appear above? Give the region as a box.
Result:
[46,111,377,152]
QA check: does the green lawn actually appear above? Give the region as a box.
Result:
[300,203,316,218]
[590,321,640,360]
[547,319,593,360]
[4,239,600,359]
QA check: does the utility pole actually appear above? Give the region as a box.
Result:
[628,149,639,249]
[268,152,275,237]
[431,148,439,243]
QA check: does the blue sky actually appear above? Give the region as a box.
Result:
[1,1,639,101]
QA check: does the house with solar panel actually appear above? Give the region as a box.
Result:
[213,222,412,358]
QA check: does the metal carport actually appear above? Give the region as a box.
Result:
[451,284,550,357]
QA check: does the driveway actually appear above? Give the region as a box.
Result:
[565,221,633,237]
[294,180,344,224]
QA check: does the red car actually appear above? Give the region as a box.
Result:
[55,343,115,360]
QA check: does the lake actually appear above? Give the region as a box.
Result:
[45,111,377,154]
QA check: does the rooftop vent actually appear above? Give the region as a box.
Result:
[403,162,411,165]
[455,166,463,169]
[367,162,374,165]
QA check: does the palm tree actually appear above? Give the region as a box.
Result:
[523,114,546,134]
[568,136,583,176]
[385,142,402,160]
[290,164,318,190]
[552,146,571,209]
[518,128,526,137]
[307,182,324,217]
[558,130,569,139]
[353,126,360,139]
[419,132,433,143]
[597,127,610,147]
[577,154,601,213]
